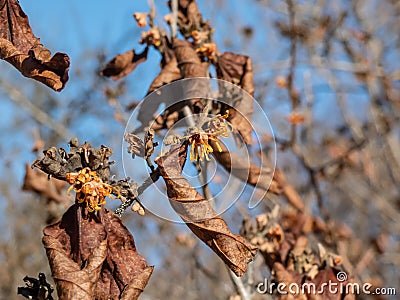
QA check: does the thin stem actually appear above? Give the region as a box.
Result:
[171,0,178,38]
[286,0,298,145]
[227,267,252,300]
[114,168,160,217]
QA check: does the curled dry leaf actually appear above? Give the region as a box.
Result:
[148,39,180,88]
[22,163,67,204]
[100,47,148,80]
[273,169,305,212]
[209,140,282,194]
[0,0,70,91]
[174,39,208,78]
[216,52,254,96]
[125,133,145,159]
[155,143,257,277]
[149,109,182,132]
[148,58,181,94]
[134,38,212,133]
[134,39,182,132]
[172,0,211,39]
[144,39,210,130]
[216,52,255,144]
[43,205,153,300]
[23,163,69,223]
[147,56,181,95]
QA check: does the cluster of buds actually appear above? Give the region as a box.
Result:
[188,110,230,162]
[66,168,118,212]
[195,43,217,59]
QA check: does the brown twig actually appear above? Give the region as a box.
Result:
[286,0,299,146]
[114,168,161,217]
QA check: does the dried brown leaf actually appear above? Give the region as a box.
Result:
[155,144,257,276]
[273,262,304,299]
[0,0,69,91]
[217,52,254,96]
[149,109,182,131]
[216,52,255,143]
[43,205,153,299]
[274,169,305,212]
[100,47,148,80]
[135,58,181,131]
[0,39,69,91]
[173,39,208,78]
[135,39,209,133]
[173,0,211,38]
[125,133,145,159]
[148,58,181,94]
[132,36,182,131]
[43,236,107,299]
[210,140,281,194]
[0,0,39,52]
[226,106,254,144]
[119,267,154,300]
[22,163,67,204]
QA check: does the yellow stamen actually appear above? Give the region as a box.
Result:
[67,185,74,196]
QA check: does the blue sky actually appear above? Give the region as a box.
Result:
[1,0,399,294]
[1,0,369,190]
[0,0,328,206]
